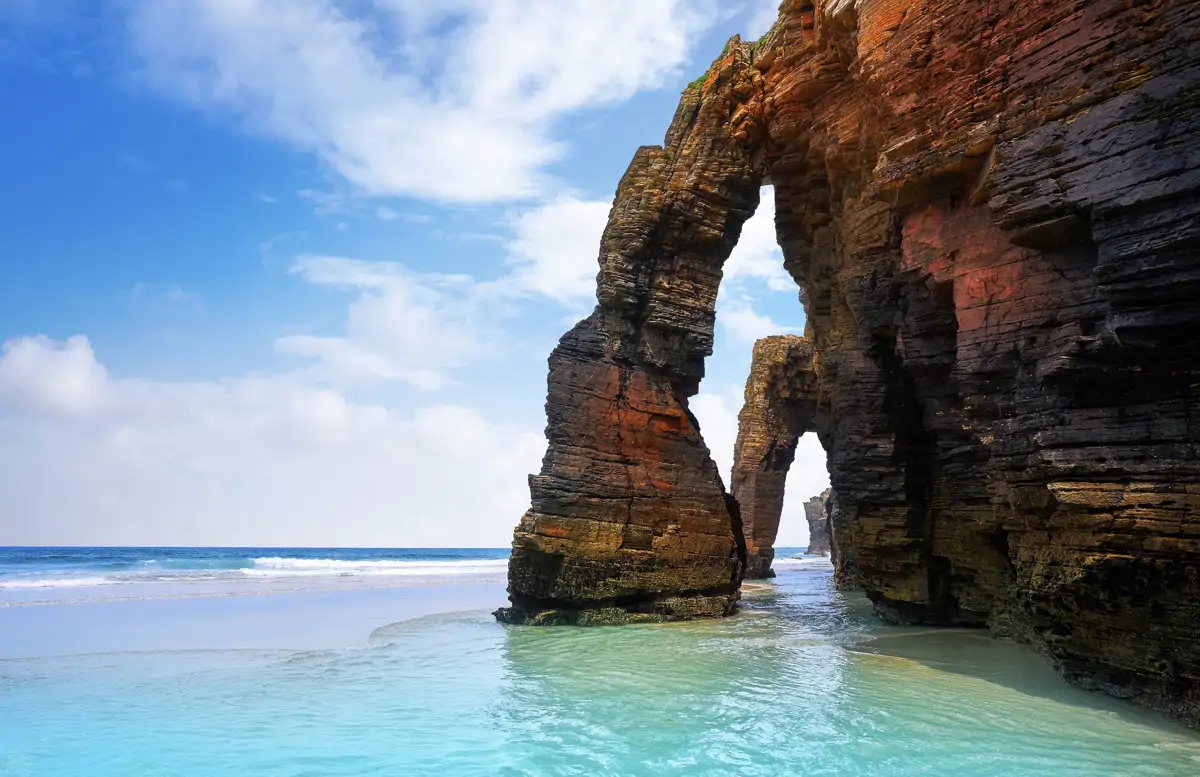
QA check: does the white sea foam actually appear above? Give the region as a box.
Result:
[0,558,508,592]
[0,576,113,589]
[246,558,508,577]
[773,555,833,568]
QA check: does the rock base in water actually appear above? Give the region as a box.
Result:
[500,0,1200,729]
[730,336,820,579]
[804,489,832,556]
[494,593,738,626]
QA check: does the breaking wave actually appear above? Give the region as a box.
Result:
[0,553,509,591]
[245,557,509,577]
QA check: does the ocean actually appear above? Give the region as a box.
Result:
[0,547,509,599]
[2,546,1199,775]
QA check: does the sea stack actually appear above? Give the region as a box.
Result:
[500,0,1200,728]
[730,336,821,579]
[804,489,831,556]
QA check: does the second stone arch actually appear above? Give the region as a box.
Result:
[730,335,827,579]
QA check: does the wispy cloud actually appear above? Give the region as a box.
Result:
[718,298,795,345]
[277,256,499,391]
[297,187,354,216]
[723,186,794,292]
[123,0,718,203]
[744,0,781,38]
[502,194,610,304]
[122,282,204,314]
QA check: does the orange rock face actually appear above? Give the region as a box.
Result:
[500,0,1200,726]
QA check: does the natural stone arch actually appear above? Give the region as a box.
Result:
[494,37,770,625]
[729,335,823,578]
[498,0,1200,728]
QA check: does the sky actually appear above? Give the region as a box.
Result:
[0,0,828,548]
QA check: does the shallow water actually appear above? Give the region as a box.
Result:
[2,559,1198,776]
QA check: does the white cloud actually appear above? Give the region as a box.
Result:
[124,0,718,203]
[504,194,610,303]
[785,434,832,520]
[0,335,109,418]
[724,186,793,292]
[719,298,794,344]
[298,187,352,215]
[710,186,800,344]
[690,390,740,483]
[0,335,545,546]
[277,256,498,390]
[375,205,398,221]
[744,0,780,38]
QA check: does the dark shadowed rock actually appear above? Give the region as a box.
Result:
[804,489,831,556]
[501,0,1200,728]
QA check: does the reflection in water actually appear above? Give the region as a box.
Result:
[492,565,1200,775]
[497,609,831,772]
[2,564,1199,776]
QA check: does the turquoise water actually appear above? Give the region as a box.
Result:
[2,556,1199,775]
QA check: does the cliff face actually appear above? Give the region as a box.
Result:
[804,489,831,556]
[730,336,820,578]
[500,0,1200,725]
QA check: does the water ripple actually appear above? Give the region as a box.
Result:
[3,569,1200,775]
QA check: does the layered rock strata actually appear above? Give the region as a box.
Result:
[729,336,820,578]
[494,41,768,625]
[804,489,831,556]
[501,0,1200,726]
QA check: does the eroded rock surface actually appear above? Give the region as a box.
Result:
[501,0,1200,726]
[729,335,820,578]
[804,489,831,556]
[494,39,769,626]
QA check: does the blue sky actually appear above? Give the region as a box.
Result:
[0,0,828,547]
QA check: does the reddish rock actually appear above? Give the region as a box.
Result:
[501,0,1200,727]
[729,336,820,578]
[495,37,769,625]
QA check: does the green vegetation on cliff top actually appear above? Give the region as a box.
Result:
[684,22,777,93]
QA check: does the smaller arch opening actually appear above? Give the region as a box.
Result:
[690,184,831,580]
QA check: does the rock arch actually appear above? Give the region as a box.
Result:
[729,335,822,578]
[499,0,1200,728]
[494,39,769,625]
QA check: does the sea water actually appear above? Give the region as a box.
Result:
[2,547,1199,776]
[0,547,508,602]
